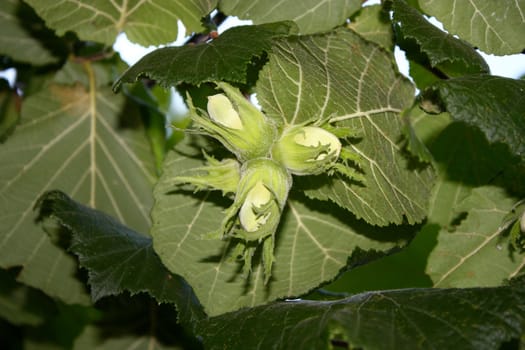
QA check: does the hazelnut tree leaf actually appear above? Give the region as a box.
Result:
[392,0,489,77]
[24,0,217,46]
[319,114,519,294]
[257,28,435,226]
[419,0,525,55]
[35,190,206,330]
[421,74,525,160]
[219,0,362,34]
[0,60,155,305]
[199,276,525,349]
[150,144,414,316]
[114,22,296,89]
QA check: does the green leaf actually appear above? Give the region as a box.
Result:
[421,74,525,160]
[200,276,525,349]
[257,28,435,226]
[419,0,525,55]
[151,145,412,316]
[348,5,394,50]
[24,0,217,46]
[424,121,515,227]
[322,115,517,294]
[219,0,362,34]
[114,22,295,90]
[36,190,206,328]
[426,186,524,287]
[0,0,64,65]
[401,121,518,289]
[411,118,519,288]
[393,0,489,77]
[0,61,155,304]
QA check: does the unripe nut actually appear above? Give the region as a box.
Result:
[272,125,342,176]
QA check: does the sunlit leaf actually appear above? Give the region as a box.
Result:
[257,28,434,226]
[24,0,217,46]
[151,145,412,316]
[0,60,155,304]
[200,276,525,349]
[419,0,525,55]
[220,0,361,34]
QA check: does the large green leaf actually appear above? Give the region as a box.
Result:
[36,190,205,328]
[24,0,217,46]
[0,0,63,65]
[151,146,412,316]
[320,114,518,294]
[421,75,525,160]
[114,22,295,89]
[257,28,434,226]
[406,119,519,288]
[419,0,525,55]
[200,276,525,349]
[393,0,489,77]
[219,0,361,34]
[0,61,155,304]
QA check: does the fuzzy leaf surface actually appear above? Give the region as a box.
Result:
[419,0,525,55]
[24,0,217,46]
[257,28,434,226]
[220,0,361,34]
[151,146,410,316]
[422,75,525,160]
[393,0,489,76]
[0,61,155,304]
[201,277,525,350]
[36,191,205,329]
[114,23,295,89]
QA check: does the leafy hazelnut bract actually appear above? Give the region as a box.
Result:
[172,82,362,282]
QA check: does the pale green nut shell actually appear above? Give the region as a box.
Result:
[189,82,277,162]
[272,125,342,176]
[239,181,272,232]
[235,158,292,240]
[207,94,243,130]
